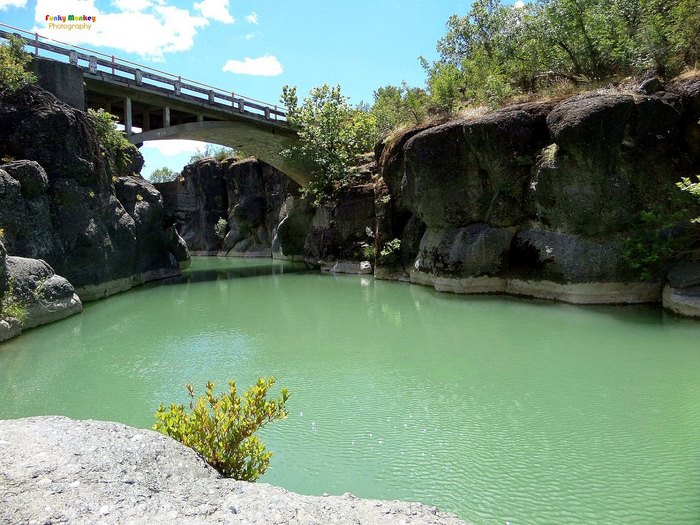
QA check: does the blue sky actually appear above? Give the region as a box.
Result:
[0,0,468,177]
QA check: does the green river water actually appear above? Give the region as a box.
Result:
[1,257,699,524]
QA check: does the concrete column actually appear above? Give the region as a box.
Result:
[135,70,143,86]
[88,56,97,74]
[124,97,132,137]
[143,111,150,132]
[164,106,170,127]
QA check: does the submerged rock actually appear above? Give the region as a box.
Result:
[0,416,468,525]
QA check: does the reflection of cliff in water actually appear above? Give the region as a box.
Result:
[175,259,311,284]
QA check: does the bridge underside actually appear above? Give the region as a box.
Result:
[130,122,311,187]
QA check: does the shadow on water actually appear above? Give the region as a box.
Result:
[405,284,677,327]
[157,258,312,286]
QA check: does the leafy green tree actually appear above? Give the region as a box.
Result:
[281,84,379,204]
[0,36,36,95]
[371,82,429,136]
[148,166,178,183]
[154,378,289,481]
[189,144,238,164]
[422,0,700,114]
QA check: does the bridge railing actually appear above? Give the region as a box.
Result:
[0,23,287,123]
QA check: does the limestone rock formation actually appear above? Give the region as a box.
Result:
[0,85,186,302]
[159,157,299,257]
[376,76,700,310]
[0,416,468,525]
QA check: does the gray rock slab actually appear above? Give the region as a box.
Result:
[0,416,468,525]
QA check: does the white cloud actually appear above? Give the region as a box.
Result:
[111,0,152,11]
[142,139,206,156]
[244,33,254,40]
[194,0,234,24]
[514,0,525,7]
[0,0,27,9]
[222,55,282,76]
[244,11,257,24]
[34,0,208,61]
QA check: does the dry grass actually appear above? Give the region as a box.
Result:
[673,67,700,81]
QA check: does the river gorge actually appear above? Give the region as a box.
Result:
[1,257,699,524]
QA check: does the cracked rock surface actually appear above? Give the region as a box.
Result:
[0,416,467,525]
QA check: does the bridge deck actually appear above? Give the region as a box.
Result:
[0,24,289,131]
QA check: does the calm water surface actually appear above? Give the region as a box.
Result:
[1,257,699,524]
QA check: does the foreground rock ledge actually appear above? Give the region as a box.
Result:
[0,417,467,525]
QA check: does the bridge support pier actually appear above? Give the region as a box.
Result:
[163,106,170,127]
[124,96,132,136]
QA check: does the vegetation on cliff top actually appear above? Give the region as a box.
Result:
[0,36,36,95]
[87,108,141,175]
[282,0,699,204]
[280,84,377,205]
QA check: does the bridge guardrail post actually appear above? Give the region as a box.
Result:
[231,92,235,108]
[208,90,215,104]
[238,98,245,113]
[265,107,270,120]
[69,51,77,65]
[89,55,97,74]
[34,32,38,56]
[135,69,142,86]
[174,76,181,96]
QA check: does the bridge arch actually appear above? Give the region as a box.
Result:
[130,121,311,187]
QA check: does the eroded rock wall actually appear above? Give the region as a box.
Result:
[375,76,700,308]
[0,85,189,305]
[161,157,301,258]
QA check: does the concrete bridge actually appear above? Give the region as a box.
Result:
[0,24,310,186]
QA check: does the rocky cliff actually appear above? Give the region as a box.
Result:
[0,85,190,340]
[370,75,700,313]
[0,416,467,525]
[158,157,300,258]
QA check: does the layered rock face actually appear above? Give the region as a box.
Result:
[160,157,299,257]
[375,76,700,308]
[0,416,467,525]
[0,86,189,308]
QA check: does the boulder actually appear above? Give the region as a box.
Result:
[0,416,467,525]
[1,253,82,336]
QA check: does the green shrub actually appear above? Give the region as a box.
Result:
[214,217,228,240]
[1,278,28,326]
[0,36,36,94]
[87,108,140,175]
[153,378,289,481]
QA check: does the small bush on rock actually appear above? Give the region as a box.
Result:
[154,378,289,481]
[87,108,140,175]
[214,218,228,240]
[0,278,28,326]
